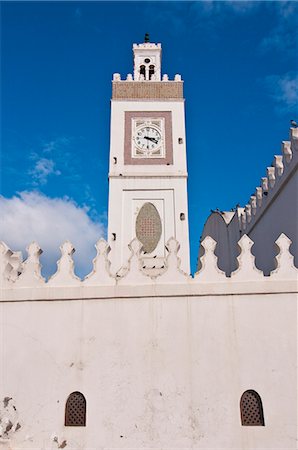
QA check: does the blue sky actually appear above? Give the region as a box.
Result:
[1,1,297,276]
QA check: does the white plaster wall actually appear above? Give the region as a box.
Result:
[2,292,297,449]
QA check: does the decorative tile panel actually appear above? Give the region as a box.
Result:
[136,203,162,254]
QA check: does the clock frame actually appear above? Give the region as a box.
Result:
[124,111,173,165]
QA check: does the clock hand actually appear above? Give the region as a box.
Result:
[144,136,158,144]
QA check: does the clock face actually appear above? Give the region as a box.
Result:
[134,126,162,153]
[132,118,165,159]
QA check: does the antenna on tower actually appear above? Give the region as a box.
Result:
[144,33,150,43]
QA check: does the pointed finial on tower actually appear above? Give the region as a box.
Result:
[144,32,150,43]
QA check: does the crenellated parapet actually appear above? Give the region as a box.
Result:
[0,241,23,285]
[240,127,298,232]
[0,234,296,299]
[113,73,182,82]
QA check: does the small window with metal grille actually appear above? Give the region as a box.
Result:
[65,391,86,426]
[240,390,265,426]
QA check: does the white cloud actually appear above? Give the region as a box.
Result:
[29,158,61,185]
[0,191,105,278]
[42,137,70,153]
[224,1,258,14]
[189,0,259,16]
[278,75,298,106]
[259,2,297,56]
[75,7,81,17]
[27,137,73,186]
[142,1,260,40]
[191,1,296,56]
[264,72,298,114]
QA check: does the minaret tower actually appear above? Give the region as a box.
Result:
[108,36,190,274]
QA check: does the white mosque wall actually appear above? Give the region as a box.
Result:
[1,234,297,449]
[2,291,296,449]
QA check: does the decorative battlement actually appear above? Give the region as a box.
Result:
[112,74,182,82]
[133,43,162,50]
[1,234,296,299]
[240,127,298,231]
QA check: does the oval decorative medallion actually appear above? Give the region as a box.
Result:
[136,203,162,254]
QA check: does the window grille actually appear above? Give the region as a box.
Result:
[65,391,86,426]
[240,390,265,426]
